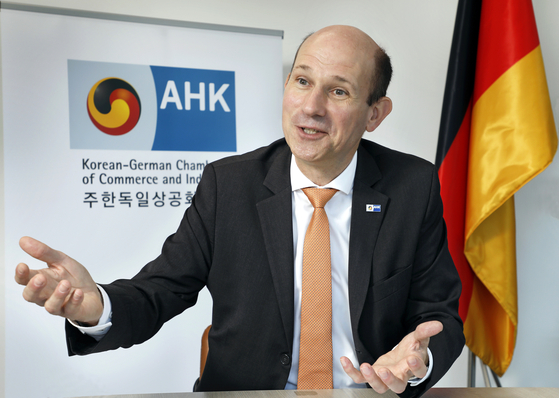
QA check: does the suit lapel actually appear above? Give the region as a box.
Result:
[348,143,388,341]
[256,145,295,350]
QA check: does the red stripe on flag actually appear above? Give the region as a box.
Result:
[438,100,474,321]
[473,0,540,103]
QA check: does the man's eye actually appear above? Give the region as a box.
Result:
[334,89,347,96]
[297,78,309,85]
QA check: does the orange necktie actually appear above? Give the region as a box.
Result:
[297,187,337,390]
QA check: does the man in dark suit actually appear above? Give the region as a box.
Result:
[15,25,464,397]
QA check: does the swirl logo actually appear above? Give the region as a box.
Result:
[87,78,141,136]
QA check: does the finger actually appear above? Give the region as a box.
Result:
[63,289,86,321]
[15,262,36,285]
[413,320,443,342]
[375,367,408,394]
[43,280,72,316]
[340,357,366,384]
[407,355,428,379]
[22,273,52,304]
[19,236,66,265]
[361,363,389,394]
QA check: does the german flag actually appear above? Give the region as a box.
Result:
[436,0,557,376]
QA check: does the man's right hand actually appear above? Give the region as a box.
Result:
[15,236,104,326]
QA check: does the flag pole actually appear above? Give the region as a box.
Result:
[468,349,502,387]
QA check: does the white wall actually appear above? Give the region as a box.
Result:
[2,0,558,395]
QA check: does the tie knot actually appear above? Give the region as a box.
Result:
[302,187,338,208]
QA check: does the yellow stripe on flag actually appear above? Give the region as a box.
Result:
[468,46,557,225]
[464,197,517,376]
[465,45,557,375]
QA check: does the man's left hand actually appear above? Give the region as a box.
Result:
[340,320,443,394]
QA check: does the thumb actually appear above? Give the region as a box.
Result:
[414,321,443,342]
[19,236,66,265]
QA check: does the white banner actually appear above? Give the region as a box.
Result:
[2,6,282,397]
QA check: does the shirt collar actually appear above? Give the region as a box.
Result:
[290,152,357,195]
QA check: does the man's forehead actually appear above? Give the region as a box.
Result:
[297,29,375,67]
[293,41,373,88]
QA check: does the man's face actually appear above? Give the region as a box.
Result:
[282,28,378,178]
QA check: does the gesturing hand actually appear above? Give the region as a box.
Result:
[15,236,104,325]
[341,321,443,394]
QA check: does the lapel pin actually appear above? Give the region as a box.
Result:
[366,204,381,212]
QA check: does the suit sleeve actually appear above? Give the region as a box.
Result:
[66,164,219,356]
[401,167,465,398]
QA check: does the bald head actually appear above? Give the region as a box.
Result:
[290,25,392,105]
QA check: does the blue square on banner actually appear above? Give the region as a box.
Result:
[151,65,236,152]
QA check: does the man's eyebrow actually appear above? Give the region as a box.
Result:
[293,64,356,88]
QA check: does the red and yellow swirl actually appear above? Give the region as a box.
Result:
[87,78,141,136]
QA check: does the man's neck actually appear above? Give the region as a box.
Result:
[290,153,357,195]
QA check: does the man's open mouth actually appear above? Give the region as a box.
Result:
[302,128,325,135]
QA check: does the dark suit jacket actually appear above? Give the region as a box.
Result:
[66,138,464,397]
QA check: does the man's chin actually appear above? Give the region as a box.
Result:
[291,147,328,166]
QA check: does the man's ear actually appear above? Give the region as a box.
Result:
[366,97,393,132]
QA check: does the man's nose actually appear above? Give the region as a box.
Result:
[302,88,327,117]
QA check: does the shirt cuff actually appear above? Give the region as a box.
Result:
[67,285,112,341]
[408,347,433,387]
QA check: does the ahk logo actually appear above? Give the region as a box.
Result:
[68,60,236,152]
